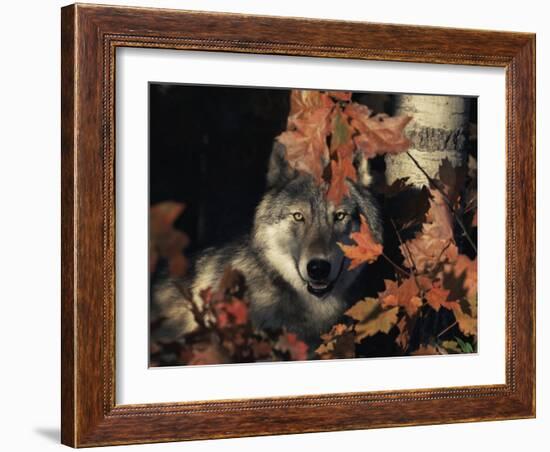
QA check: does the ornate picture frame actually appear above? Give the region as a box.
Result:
[61,3,535,447]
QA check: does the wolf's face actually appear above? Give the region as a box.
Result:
[252,143,382,301]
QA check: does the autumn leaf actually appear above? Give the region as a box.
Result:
[400,190,457,273]
[338,214,383,270]
[446,254,477,302]
[287,90,334,127]
[327,91,352,102]
[452,304,477,336]
[345,298,399,343]
[315,324,355,359]
[214,297,249,328]
[345,103,411,158]
[275,332,309,361]
[325,150,357,205]
[278,106,332,183]
[149,201,189,277]
[378,277,422,317]
[424,281,458,312]
[395,315,417,351]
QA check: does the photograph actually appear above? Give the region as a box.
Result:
[148,85,479,366]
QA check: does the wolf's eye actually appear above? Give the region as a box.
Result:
[334,211,348,222]
[292,212,304,222]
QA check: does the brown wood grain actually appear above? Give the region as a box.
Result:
[61,3,536,447]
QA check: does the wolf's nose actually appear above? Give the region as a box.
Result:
[307,259,331,281]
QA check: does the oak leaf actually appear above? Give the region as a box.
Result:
[278,105,332,183]
[287,90,334,127]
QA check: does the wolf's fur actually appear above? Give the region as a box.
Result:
[153,143,382,348]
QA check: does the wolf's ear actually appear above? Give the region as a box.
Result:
[354,151,374,187]
[349,153,383,244]
[266,141,296,187]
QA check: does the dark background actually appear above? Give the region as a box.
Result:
[149,83,397,253]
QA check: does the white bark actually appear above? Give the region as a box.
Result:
[385,95,471,186]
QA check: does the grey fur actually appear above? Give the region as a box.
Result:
[152,143,383,348]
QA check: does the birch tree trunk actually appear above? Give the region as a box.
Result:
[385,95,472,186]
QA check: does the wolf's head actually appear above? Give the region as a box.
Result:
[252,142,383,301]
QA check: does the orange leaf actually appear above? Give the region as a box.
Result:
[287,90,334,126]
[345,104,411,158]
[400,190,457,273]
[338,214,383,270]
[325,148,358,205]
[278,105,332,183]
[379,277,422,317]
[425,285,458,312]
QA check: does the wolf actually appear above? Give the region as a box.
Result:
[153,142,383,349]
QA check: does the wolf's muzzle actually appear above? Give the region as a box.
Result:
[307,259,331,281]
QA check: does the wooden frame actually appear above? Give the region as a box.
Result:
[61,3,536,447]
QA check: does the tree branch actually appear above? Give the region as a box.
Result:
[406,151,477,253]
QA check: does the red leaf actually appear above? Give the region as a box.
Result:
[338,214,383,270]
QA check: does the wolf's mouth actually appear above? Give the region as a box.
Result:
[305,259,345,298]
[307,281,334,297]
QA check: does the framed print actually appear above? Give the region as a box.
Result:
[61,3,536,447]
